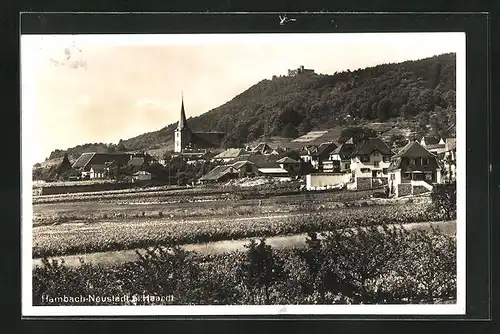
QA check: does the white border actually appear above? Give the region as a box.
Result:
[21,32,466,317]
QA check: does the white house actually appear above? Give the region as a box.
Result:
[349,138,393,179]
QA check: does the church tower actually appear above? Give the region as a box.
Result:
[174,94,192,153]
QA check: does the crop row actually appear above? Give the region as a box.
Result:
[32,202,442,258]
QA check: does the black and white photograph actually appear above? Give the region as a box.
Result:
[21,30,466,316]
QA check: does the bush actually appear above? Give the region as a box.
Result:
[33,226,456,305]
[431,183,456,220]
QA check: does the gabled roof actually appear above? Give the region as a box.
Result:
[72,153,96,169]
[393,141,436,158]
[231,160,255,170]
[331,142,356,160]
[72,152,131,170]
[316,142,338,159]
[199,165,237,181]
[351,138,393,156]
[251,143,273,154]
[213,148,249,160]
[90,164,106,173]
[276,156,299,164]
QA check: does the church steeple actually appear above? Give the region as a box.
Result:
[177,92,188,130]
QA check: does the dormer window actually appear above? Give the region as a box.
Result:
[360,155,370,163]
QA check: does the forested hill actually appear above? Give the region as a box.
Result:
[48,53,456,160]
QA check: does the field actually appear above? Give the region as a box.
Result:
[31,183,456,305]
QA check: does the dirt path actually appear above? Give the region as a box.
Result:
[32,220,456,269]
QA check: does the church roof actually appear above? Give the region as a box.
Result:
[176,96,188,131]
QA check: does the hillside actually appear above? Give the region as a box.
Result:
[47,53,456,161]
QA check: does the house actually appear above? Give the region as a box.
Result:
[133,170,152,182]
[441,137,457,182]
[324,137,356,173]
[199,165,239,183]
[212,148,249,164]
[420,136,445,147]
[276,156,301,174]
[315,141,338,172]
[299,146,319,167]
[89,165,106,179]
[230,160,259,178]
[72,152,132,175]
[388,141,442,197]
[420,136,446,154]
[350,138,393,178]
[249,143,274,155]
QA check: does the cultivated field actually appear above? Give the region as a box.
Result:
[31,184,456,305]
[32,186,442,259]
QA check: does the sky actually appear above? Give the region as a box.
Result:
[21,33,464,165]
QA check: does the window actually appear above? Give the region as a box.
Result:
[360,155,370,163]
[409,158,415,165]
[361,168,371,173]
[345,163,350,170]
[425,173,433,181]
[176,133,179,138]
[374,161,380,167]
[383,168,388,174]
[390,173,395,180]
[382,156,390,162]
[422,158,429,165]
[415,158,421,166]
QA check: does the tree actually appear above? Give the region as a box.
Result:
[377,98,392,121]
[237,239,286,304]
[430,183,457,221]
[339,127,377,144]
[281,123,299,138]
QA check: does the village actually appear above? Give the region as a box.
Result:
[56,95,457,200]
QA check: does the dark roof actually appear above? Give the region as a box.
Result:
[351,138,393,157]
[331,142,356,160]
[177,96,188,130]
[316,142,338,159]
[191,132,225,149]
[72,152,131,171]
[393,141,436,158]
